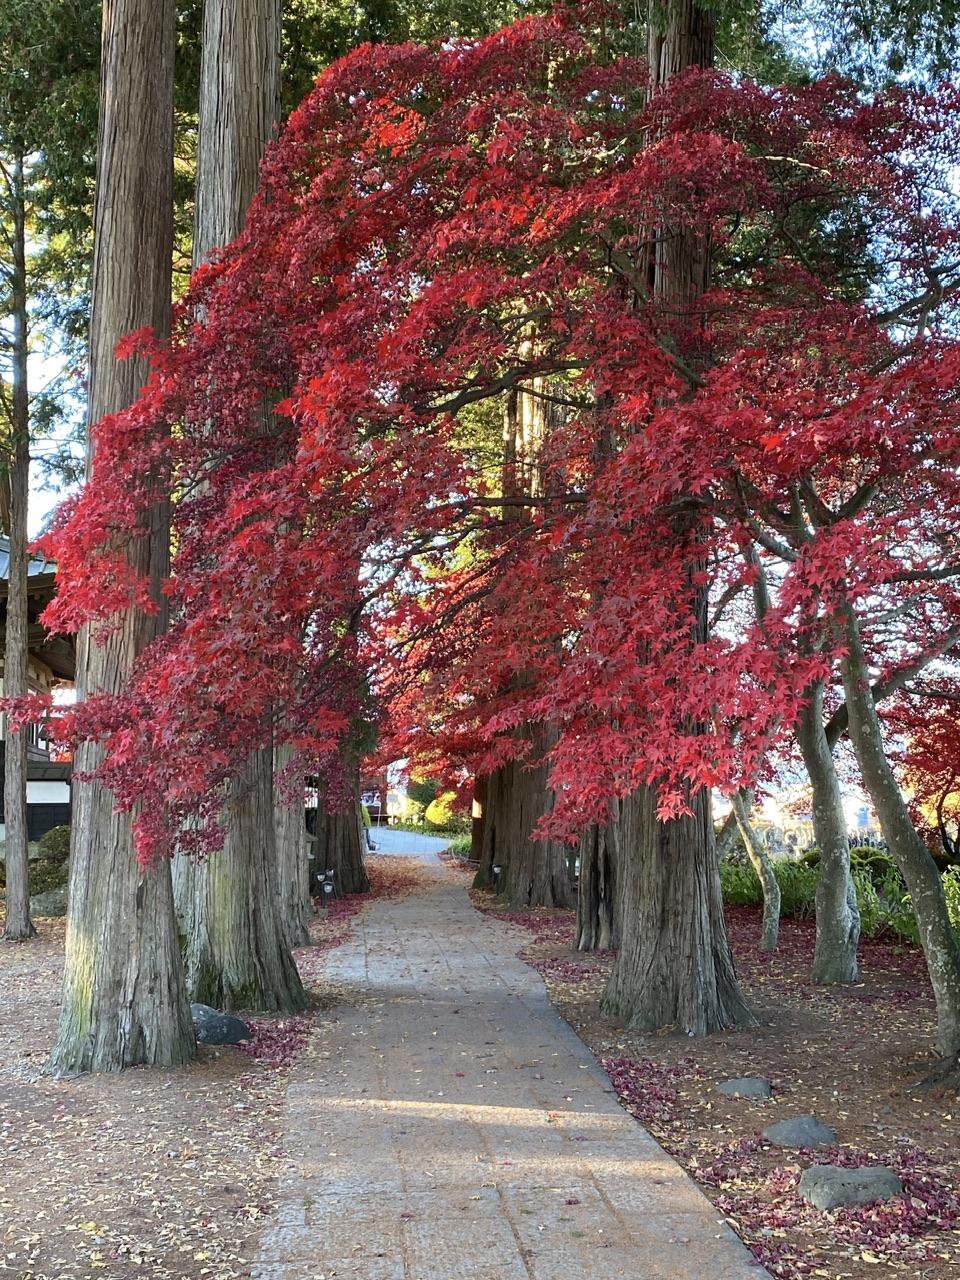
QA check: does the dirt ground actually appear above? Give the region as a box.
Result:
[468,883,960,1280]
[0,855,427,1280]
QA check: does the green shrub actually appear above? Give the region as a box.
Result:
[719,845,960,945]
[38,825,71,863]
[30,857,69,896]
[944,866,960,935]
[775,861,818,918]
[446,833,473,858]
[719,861,763,906]
[719,859,817,918]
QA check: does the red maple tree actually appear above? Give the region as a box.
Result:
[15,11,960,894]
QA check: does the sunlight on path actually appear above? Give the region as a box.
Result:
[254,859,768,1279]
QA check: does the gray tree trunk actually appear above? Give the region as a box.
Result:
[797,685,860,983]
[177,0,304,1012]
[732,791,780,952]
[839,604,960,1063]
[601,0,753,1034]
[48,0,195,1073]
[274,742,311,947]
[183,747,305,1011]
[2,151,34,942]
[575,803,621,952]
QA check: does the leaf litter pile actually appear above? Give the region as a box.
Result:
[0,852,428,1279]
[472,890,960,1280]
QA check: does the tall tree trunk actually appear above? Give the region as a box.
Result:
[602,0,754,1034]
[48,0,195,1074]
[575,802,621,952]
[184,747,305,1010]
[473,763,507,891]
[475,380,573,909]
[603,787,755,1032]
[309,793,370,897]
[474,739,574,910]
[274,742,311,947]
[797,685,860,983]
[840,604,960,1065]
[177,0,304,1012]
[2,151,34,942]
[732,791,780,952]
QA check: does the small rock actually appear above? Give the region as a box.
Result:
[29,886,68,917]
[763,1114,837,1147]
[798,1164,903,1210]
[717,1076,772,1099]
[190,1003,252,1045]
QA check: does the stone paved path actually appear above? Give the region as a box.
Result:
[254,838,767,1280]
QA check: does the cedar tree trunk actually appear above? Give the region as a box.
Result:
[274,742,312,947]
[183,747,305,1011]
[797,685,860,983]
[602,787,755,1032]
[48,0,195,1073]
[179,0,304,1010]
[310,794,370,897]
[602,0,753,1034]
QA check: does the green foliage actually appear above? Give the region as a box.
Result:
[38,824,71,862]
[775,862,819,919]
[718,860,764,906]
[718,858,829,920]
[944,867,960,934]
[407,777,439,808]
[446,833,473,858]
[720,848,960,944]
[30,856,68,896]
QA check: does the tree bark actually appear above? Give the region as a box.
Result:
[183,747,305,1011]
[474,739,574,910]
[48,0,195,1073]
[797,684,860,983]
[602,787,755,1033]
[602,0,753,1034]
[732,791,780,952]
[177,0,304,1011]
[309,794,370,897]
[840,604,960,1062]
[274,742,311,947]
[2,151,34,942]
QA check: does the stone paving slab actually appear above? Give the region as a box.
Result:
[253,845,768,1280]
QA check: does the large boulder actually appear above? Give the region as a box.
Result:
[717,1077,772,1099]
[763,1114,837,1148]
[191,1003,252,1046]
[798,1165,903,1211]
[29,886,68,917]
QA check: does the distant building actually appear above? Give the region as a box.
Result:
[0,537,74,840]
